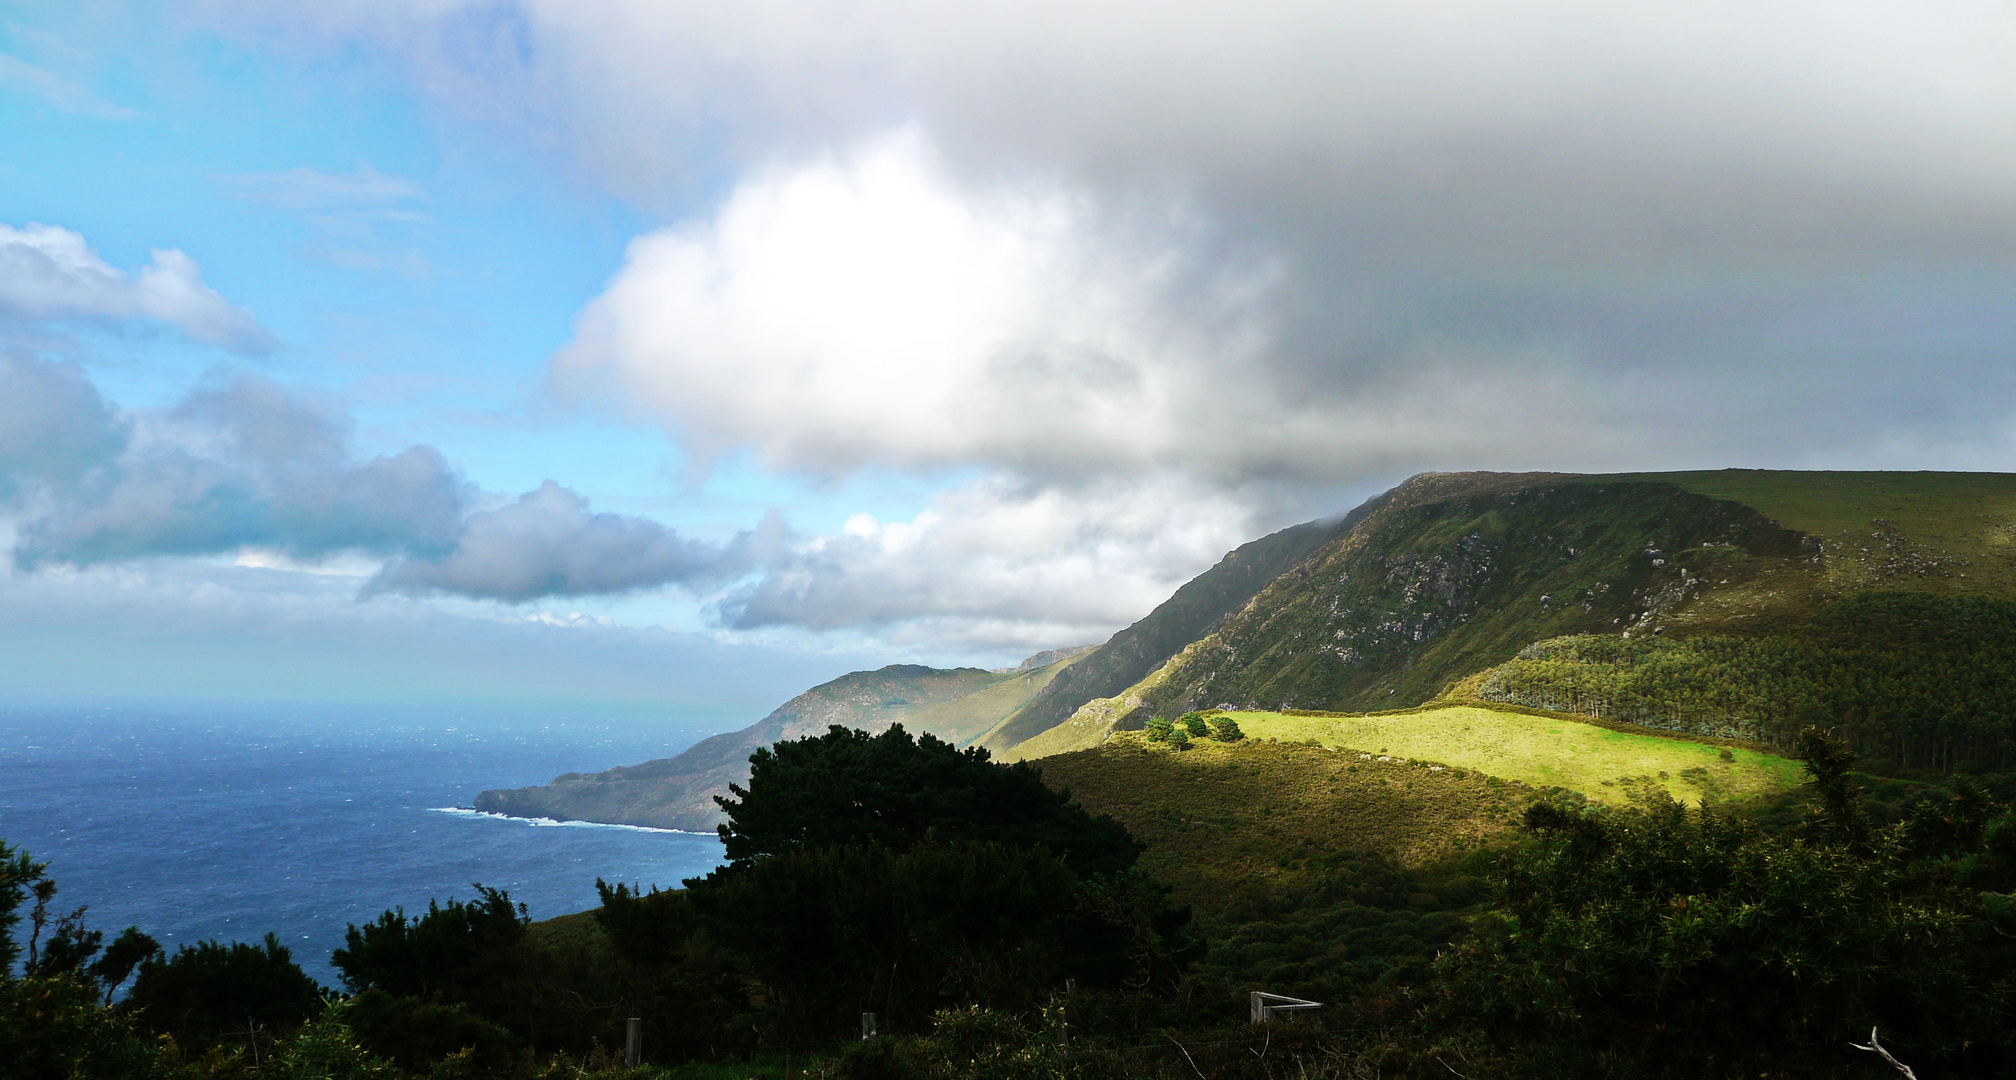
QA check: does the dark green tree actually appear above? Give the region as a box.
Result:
[716,724,1142,878]
[0,973,179,1080]
[688,839,1122,1037]
[0,841,177,1080]
[1207,715,1245,742]
[1179,712,1211,739]
[0,841,43,976]
[125,934,324,1053]
[340,988,516,1075]
[331,885,527,1002]
[1430,785,2016,1078]
[88,927,162,1006]
[1796,725,1871,851]
[589,881,755,1058]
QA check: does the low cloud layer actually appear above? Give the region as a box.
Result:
[6,370,464,567]
[370,481,758,601]
[0,224,277,354]
[0,338,1256,648]
[0,356,748,605]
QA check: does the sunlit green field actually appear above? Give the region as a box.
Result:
[1226,706,1806,806]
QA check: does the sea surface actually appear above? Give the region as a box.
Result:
[0,701,731,985]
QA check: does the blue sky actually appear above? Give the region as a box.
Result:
[4,0,2015,717]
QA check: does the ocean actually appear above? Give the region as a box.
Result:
[0,701,731,985]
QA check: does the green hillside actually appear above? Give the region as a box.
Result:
[973,519,1342,754]
[1226,706,1804,806]
[1643,469,2016,595]
[898,649,1092,745]
[1458,591,2016,769]
[1031,733,1538,910]
[1010,470,2016,772]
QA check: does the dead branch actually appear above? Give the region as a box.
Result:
[1850,1027,1917,1080]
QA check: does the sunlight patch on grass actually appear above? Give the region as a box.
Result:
[1226,706,1805,806]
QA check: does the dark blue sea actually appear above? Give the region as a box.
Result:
[0,701,730,985]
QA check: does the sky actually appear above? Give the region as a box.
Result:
[3,0,2015,716]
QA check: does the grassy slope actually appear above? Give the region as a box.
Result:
[974,520,1343,755]
[1032,734,1538,910]
[1227,707,1804,806]
[922,651,1088,747]
[1644,470,2016,594]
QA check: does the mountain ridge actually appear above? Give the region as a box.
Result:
[1009,469,2016,762]
[478,469,2016,830]
[473,653,1088,831]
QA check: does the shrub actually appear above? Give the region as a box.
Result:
[1179,713,1211,739]
[718,724,1141,878]
[125,934,324,1052]
[1144,717,1174,742]
[1208,716,1245,742]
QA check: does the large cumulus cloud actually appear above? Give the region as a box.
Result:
[165,2,2016,645]
[233,0,2016,472]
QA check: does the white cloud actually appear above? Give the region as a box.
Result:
[557,131,1289,479]
[555,132,1643,487]
[369,480,751,601]
[719,471,1272,651]
[242,0,2016,485]
[0,223,277,354]
[178,0,2016,652]
[216,0,2016,254]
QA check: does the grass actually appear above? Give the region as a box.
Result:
[1034,734,1539,909]
[1224,706,1806,807]
[528,909,611,955]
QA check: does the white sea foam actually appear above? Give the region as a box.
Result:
[428,807,707,836]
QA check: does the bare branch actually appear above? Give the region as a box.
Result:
[1850,1027,1918,1080]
